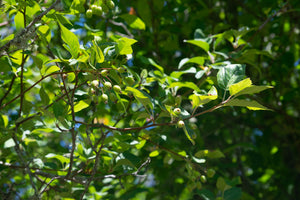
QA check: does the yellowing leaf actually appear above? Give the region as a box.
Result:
[229,78,252,96]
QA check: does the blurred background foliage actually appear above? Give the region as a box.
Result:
[0,0,299,199]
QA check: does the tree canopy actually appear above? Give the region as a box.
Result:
[0,0,299,199]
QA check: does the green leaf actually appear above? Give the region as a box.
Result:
[148,58,164,73]
[53,102,65,118]
[183,123,196,145]
[14,12,25,30]
[184,39,210,52]
[114,159,135,169]
[216,177,227,191]
[135,140,146,150]
[116,37,137,55]
[0,56,12,72]
[91,40,104,64]
[11,50,25,65]
[72,101,89,113]
[229,78,252,96]
[39,86,50,105]
[224,187,242,200]
[59,23,80,58]
[0,34,14,46]
[197,189,216,200]
[189,86,218,108]
[234,85,273,97]
[1,115,9,128]
[217,64,245,90]
[42,65,60,76]
[125,87,153,109]
[187,56,205,65]
[4,138,15,148]
[45,153,69,165]
[37,25,51,43]
[170,67,196,79]
[207,149,225,159]
[168,82,201,93]
[224,99,272,110]
[120,14,146,30]
[149,150,160,157]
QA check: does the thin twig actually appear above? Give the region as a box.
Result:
[0,0,61,54]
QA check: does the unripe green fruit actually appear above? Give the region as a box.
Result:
[207,169,216,178]
[117,67,126,73]
[109,93,117,102]
[104,81,112,89]
[91,5,98,13]
[91,80,99,87]
[113,85,121,93]
[94,6,103,16]
[200,175,207,183]
[101,93,108,102]
[101,69,109,76]
[175,95,182,106]
[86,9,93,18]
[102,4,109,13]
[90,88,96,94]
[173,108,181,115]
[106,0,115,9]
[177,120,185,128]
[125,77,135,86]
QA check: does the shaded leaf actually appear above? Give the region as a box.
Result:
[224,187,242,200]
[183,123,196,145]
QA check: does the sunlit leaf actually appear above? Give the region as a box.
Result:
[120,14,146,30]
[168,82,201,92]
[4,138,15,148]
[59,23,80,58]
[116,37,137,55]
[189,86,218,108]
[72,101,89,113]
[229,78,252,96]
[224,99,272,110]
[149,150,160,157]
[217,64,245,90]
[184,39,210,52]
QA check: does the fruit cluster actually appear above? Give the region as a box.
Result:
[86,0,115,18]
[89,67,135,105]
